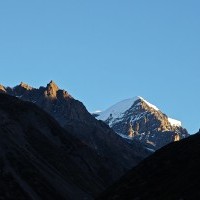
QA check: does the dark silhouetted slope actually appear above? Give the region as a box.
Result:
[98,131,200,200]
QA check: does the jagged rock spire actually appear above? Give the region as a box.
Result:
[46,80,59,97]
[48,80,58,87]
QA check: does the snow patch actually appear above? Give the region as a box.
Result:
[97,97,140,121]
[138,96,159,111]
[146,148,156,152]
[97,96,160,123]
[116,132,132,140]
[92,110,102,114]
[168,118,181,127]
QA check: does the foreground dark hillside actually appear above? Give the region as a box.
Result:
[98,131,200,200]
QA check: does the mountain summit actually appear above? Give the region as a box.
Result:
[97,97,189,150]
[45,80,59,97]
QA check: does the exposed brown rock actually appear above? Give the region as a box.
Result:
[174,133,180,141]
[128,123,134,137]
[19,82,32,90]
[45,80,59,98]
[0,84,6,93]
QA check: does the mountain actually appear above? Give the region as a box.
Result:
[0,82,151,187]
[98,131,200,200]
[97,97,189,150]
[0,93,115,199]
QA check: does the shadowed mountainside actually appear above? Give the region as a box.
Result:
[0,93,114,199]
[98,131,200,200]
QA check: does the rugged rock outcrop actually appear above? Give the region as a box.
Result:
[0,85,6,93]
[97,97,189,150]
[4,81,95,128]
[98,131,200,200]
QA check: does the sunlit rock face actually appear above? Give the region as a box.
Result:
[45,80,59,98]
[0,85,6,93]
[174,133,180,141]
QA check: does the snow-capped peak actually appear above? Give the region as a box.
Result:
[168,118,181,127]
[97,97,181,128]
[97,96,160,122]
[97,97,140,121]
[95,97,186,150]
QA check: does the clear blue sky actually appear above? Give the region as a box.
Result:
[0,1,199,134]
